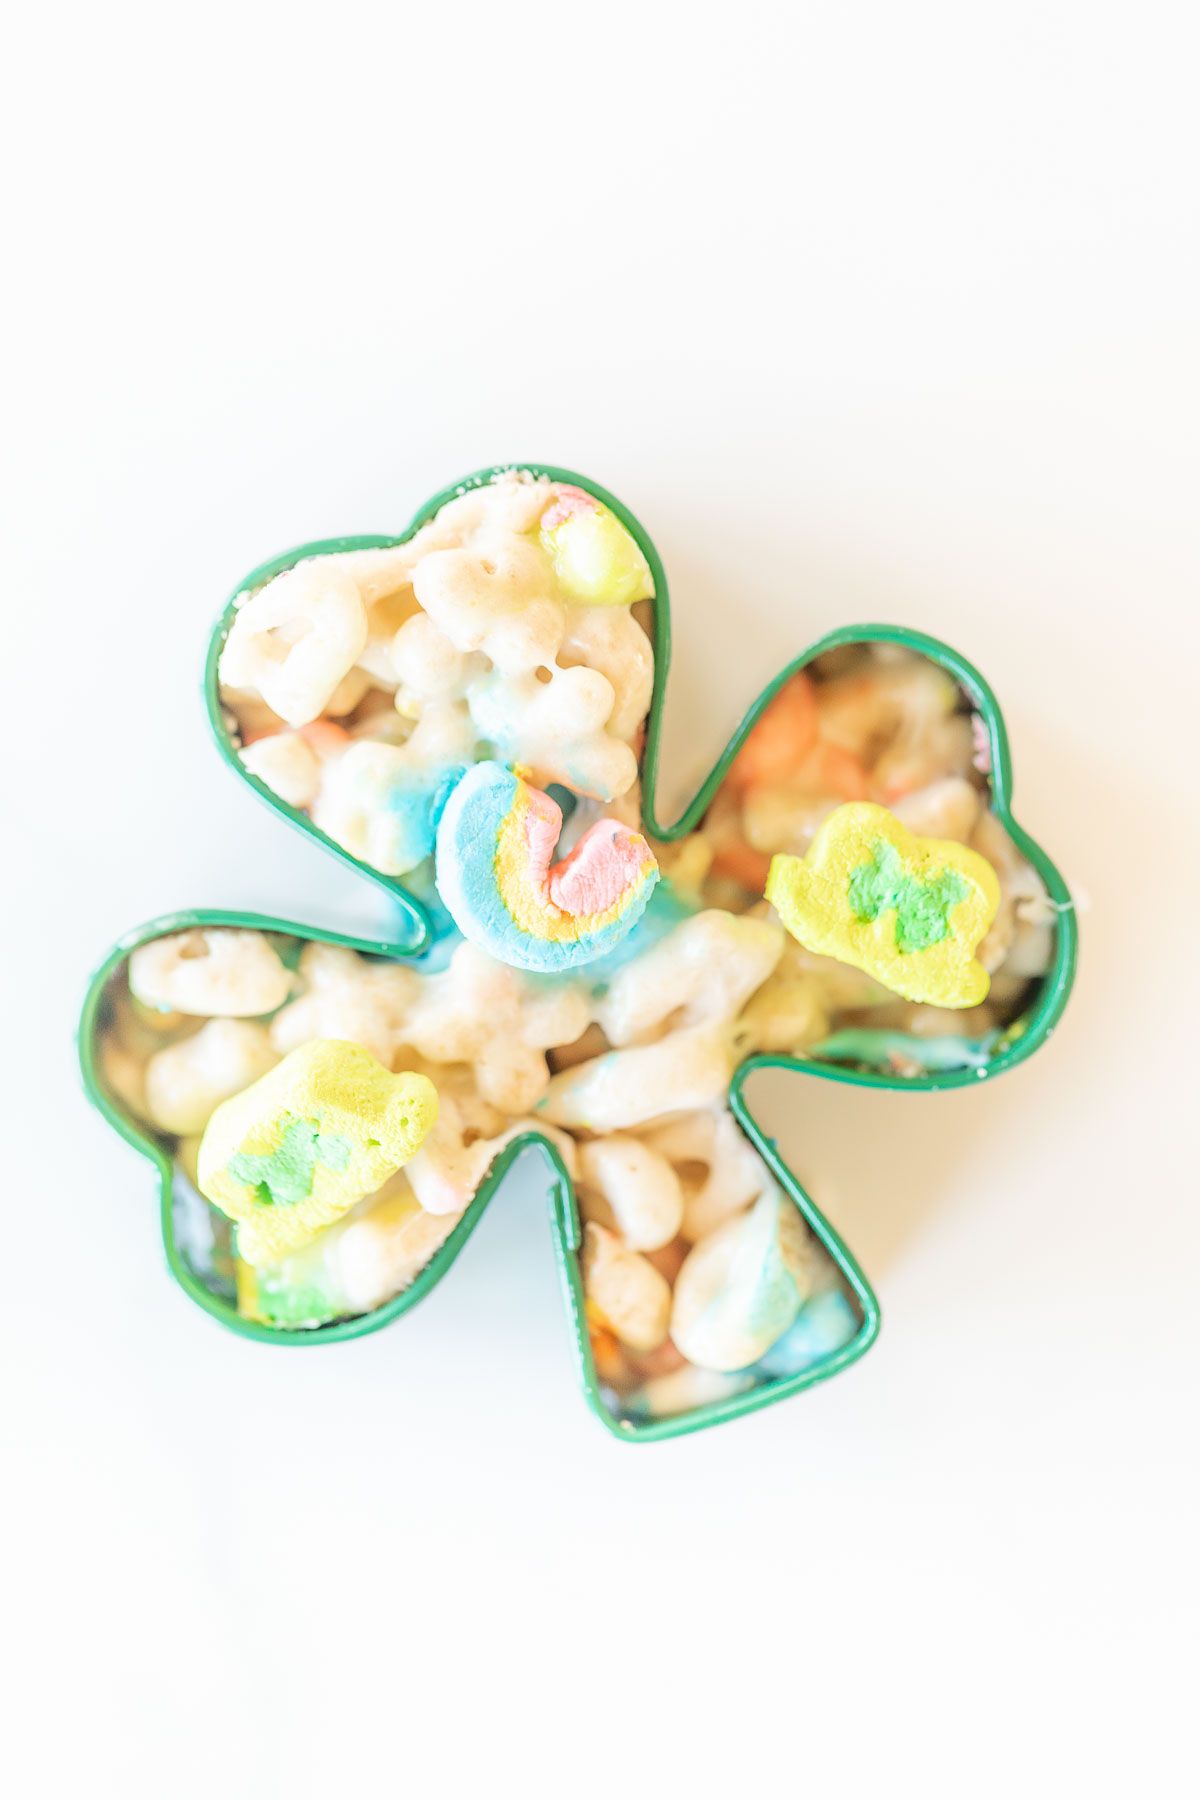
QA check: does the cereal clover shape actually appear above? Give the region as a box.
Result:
[80,466,1077,1442]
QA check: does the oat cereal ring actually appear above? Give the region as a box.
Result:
[129,929,293,1019]
[219,561,368,728]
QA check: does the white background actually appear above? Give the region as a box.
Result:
[4,4,1196,1794]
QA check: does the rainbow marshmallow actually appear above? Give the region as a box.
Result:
[434,761,659,973]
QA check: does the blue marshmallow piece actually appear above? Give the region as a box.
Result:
[755,1289,862,1379]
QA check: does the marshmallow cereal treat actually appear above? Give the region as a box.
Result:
[217,472,658,949]
[85,467,1075,1439]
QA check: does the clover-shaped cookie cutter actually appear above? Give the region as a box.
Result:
[79,465,1078,1442]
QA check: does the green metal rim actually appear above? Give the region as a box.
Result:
[78,909,880,1442]
[77,464,1077,1438]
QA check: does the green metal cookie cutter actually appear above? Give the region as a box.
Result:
[78,465,1078,1442]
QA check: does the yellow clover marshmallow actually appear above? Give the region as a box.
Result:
[197,1039,438,1266]
[765,801,1001,1008]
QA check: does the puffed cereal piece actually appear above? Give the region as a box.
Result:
[624,1365,755,1420]
[334,1181,460,1314]
[733,959,830,1058]
[198,1040,437,1266]
[892,775,983,845]
[596,911,784,1046]
[356,585,422,684]
[397,942,592,1115]
[324,543,423,601]
[670,1187,819,1372]
[310,703,477,876]
[1002,915,1056,979]
[412,471,554,547]
[402,1087,511,1217]
[467,663,637,801]
[557,604,655,741]
[269,943,418,1069]
[582,1223,672,1352]
[237,1170,463,1327]
[413,533,565,674]
[767,936,894,1011]
[239,723,349,810]
[99,1036,152,1124]
[129,929,293,1019]
[144,1020,280,1136]
[406,1088,578,1216]
[240,730,323,809]
[873,714,976,803]
[815,660,958,760]
[219,561,368,727]
[408,1059,509,1142]
[577,1136,684,1252]
[536,1024,735,1132]
[391,613,478,713]
[742,785,841,856]
[971,810,1056,977]
[639,1108,768,1243]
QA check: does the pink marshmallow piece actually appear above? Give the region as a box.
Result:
[549,817,649,918]
[540,484,597,533]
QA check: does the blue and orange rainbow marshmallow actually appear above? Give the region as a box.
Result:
[435,761,659,973]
